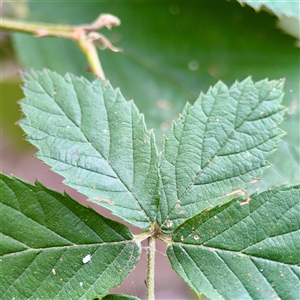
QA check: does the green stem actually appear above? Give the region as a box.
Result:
[147,235,156,300]
[0,17,73,38]
[0,15,120,79]
[76,38,105,79]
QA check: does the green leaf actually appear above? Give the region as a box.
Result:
[19,69,159,229]
[11,2,299,149]
[167,184,300,300]
[238,0,300,19]
[10,2,299,192]
[158,78,285,232]
[103,295,140,300]
[0,173,141,299]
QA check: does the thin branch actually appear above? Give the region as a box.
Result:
[0,14,121,79]
[1,17,74,38]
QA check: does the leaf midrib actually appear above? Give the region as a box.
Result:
[1,189,131,249]
[54,242,137,300]
[28,76,151,223]
[163,82,279,227]
[173,242,298,269]
[174,189,298,250]
[2,241,133,257]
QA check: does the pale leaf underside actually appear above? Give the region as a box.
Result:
[19,70,159,229]
[238,0,300,19]
[159,78,285,232]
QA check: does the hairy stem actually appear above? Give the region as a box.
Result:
[147,235,156,300]
[0,14,121,79]
[0,17,74,38]
[76,38,105,79]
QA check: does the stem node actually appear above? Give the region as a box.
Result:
[0,13,121,79]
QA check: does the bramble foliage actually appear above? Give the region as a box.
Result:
[1,70,299,300]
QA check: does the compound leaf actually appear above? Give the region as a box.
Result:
[10,2,299,191]
[158,78,285,232]
[0,173,141,300]
[168,184,300,300]
[19,69,159,230]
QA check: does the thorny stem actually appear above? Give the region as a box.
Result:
[147,235,156,300]
[0,14,121,79]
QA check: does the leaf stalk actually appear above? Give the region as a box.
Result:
[76,37,105,79]
[147,234,156,300]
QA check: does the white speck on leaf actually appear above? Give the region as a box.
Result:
[82,254,92,264]
[79,282,83,287]
[51,268,56,275]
